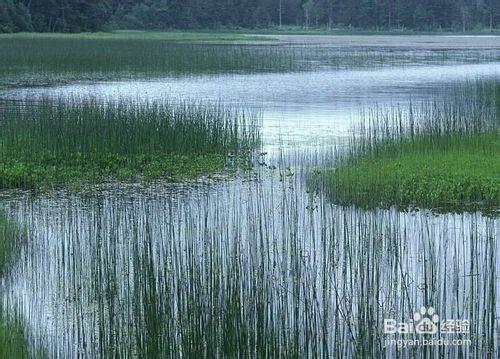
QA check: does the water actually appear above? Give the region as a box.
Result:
[5,62,500,153]
[0,45,499,357]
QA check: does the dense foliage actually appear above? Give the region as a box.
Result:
[0,0,499,32]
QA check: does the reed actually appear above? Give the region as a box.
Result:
[0,211,29,358]
[1,36,498,88]
[327,81,500,213]
[0,97,260,190]
[0,37,300,87]
[1,162,495,357]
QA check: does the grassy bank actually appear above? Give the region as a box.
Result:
[329,133,499,212]
[0,98,260,191]
[327,82,500,213]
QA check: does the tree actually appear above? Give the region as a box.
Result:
[302,0,320,29]
[413,4,428,30]
[1,0,498,33]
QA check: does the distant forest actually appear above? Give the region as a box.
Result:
[1,0,499,33]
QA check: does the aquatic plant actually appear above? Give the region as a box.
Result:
[0,97,260,190]
[0,211,29,358]
[1,35,499,88]
[327,81,500,213]
[1,164,495,357]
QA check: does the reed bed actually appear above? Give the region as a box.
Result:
[0,160,496,357]
[1,37,499,88]
[0,97,260,190]
[0,38,300,87]
[327,81,500,213]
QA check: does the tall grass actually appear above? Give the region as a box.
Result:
[0,38,300,87]
[0,98,260,189]
[0,163,496,357]
[0,211,29,358]
[327,81,500,212]
[1,36,498,88]
[0,211,17,275]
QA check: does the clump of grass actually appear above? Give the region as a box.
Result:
[0,98,260,190]
[327,81,500,213]
[0,211,29,358]
[0,320,29,359]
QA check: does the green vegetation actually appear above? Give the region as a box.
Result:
[0,211,17,275]
[0,212,29,358]
[0,98,260,191]
[329,134,499,212]
[0,30,271,42]
[327,82,500,213]
[0,321,28,359]
[0,35,297,88]
[2,34,498,89]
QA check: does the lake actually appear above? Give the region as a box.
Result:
[1,37,499,357]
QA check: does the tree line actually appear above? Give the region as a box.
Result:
[1,0,499,33]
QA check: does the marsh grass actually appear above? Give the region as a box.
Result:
[327,81,500,213]
[0,319,29,359]
[0,31,272,42]
[0,211,29,358]
[0,98,260,190]
[0,38,299,87]
[2,165,496,357]
[1,36,498,88]
[0,210,20,275]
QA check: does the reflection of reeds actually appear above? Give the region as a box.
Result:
[0,210,19,275]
